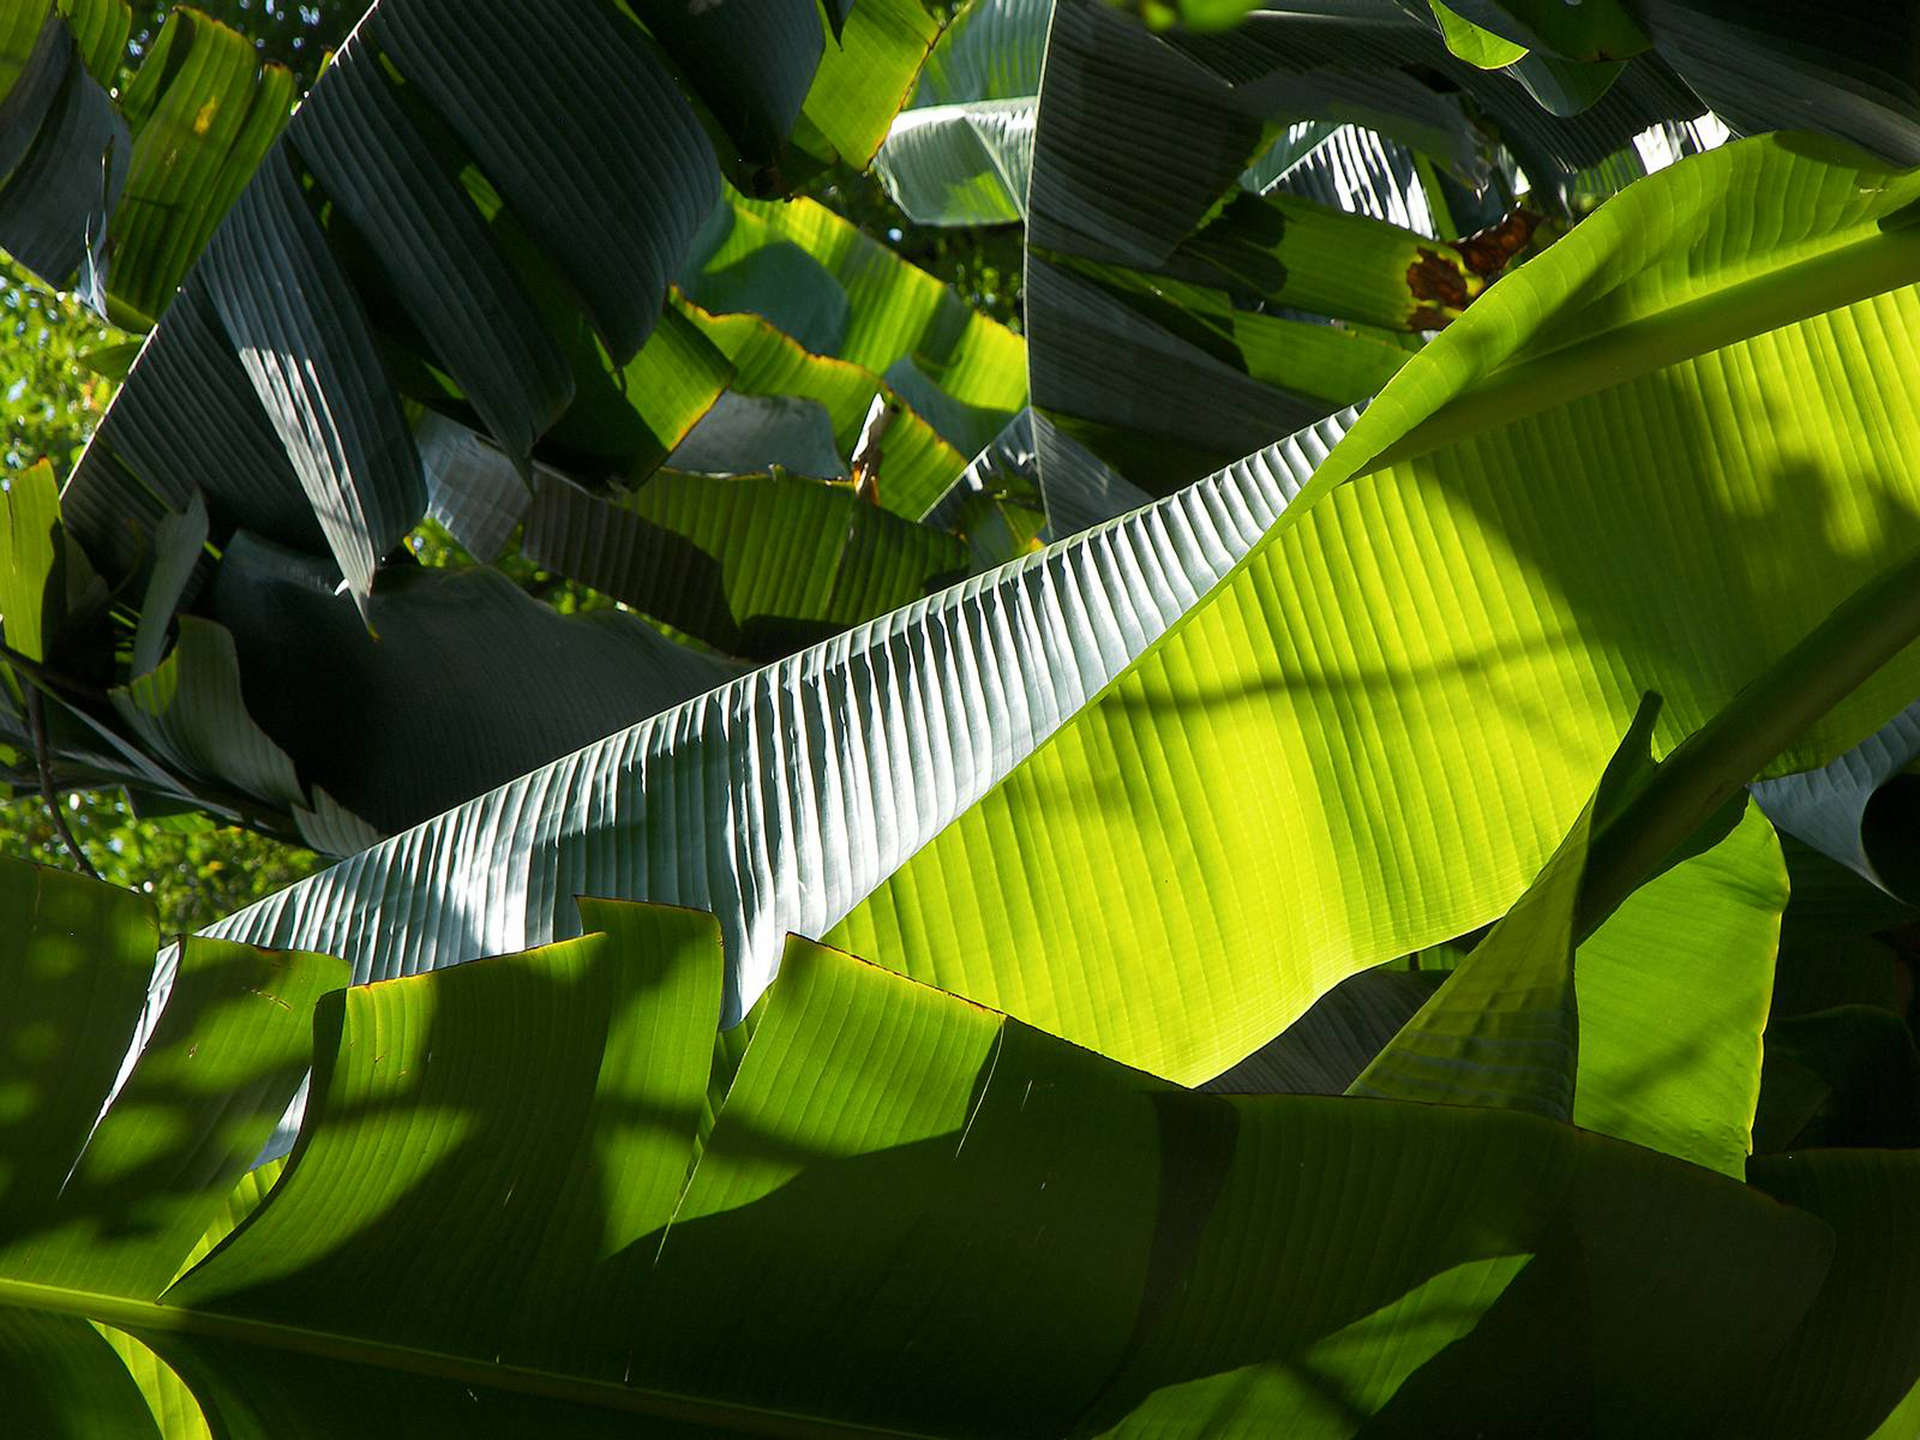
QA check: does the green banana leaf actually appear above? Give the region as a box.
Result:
[1021,0,1725,520]
[201,146,422,617]
[109,7,295,331]
[673,294,978,519]
[681,186,1027,438]
[0,854,1873,1433]
[0,12,126,312]
[1343,691,1784,1180]
[182,137,1920,1092]
[1210,785,1785,1182]
[42,0,951,618]
[1346,765,1590,1119]
[201,532,745,836]
[871,0,1047,225]
[1570,800,1785,1177]
[789,0,940,172]
[0,456,60,663]
[838,140,1920,1082]
[1429,0,1530,69]
[520,467,970,660]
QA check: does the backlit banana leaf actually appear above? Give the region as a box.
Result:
[41,0,943,620]
[789,0,939,172]
[673,294,978,519]
[0,856,1867,1433]
[680,186,1027,442]
[109,7,295,331]
[161,135,1920,1103]
[520,467,970,660]
[1570,800,1786,1177]
[1213,792,1786,1181]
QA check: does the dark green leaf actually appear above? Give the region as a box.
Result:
[200,147,423,617]
[365,0,718,363]
[291,31,573,465]
[205,533,743,834]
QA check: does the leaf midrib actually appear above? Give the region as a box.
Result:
[0,1275,933,1439]
[1357,224,1920,478]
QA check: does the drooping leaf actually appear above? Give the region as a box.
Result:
[682,188,1027,431]
[674,295,973,519]
[289,28,574,466]
[204,533,744,835]
[49,0,128,88]
[61,277,328,584]
[1429,0,1529,70]
[199,146,423,617]
[0,15,128,311]
[624,0,822,172]
[1251,123,1438,234]
[0,456,61,662]
[363,0,718,365]
[109,8,295,332]
[872,0,1047,225]
[520,467,969,658]
[1571,799,1787,1177]
[1444,0,1649,63]
[872,95,1034,226]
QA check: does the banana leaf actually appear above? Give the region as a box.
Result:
[174,138,1920,1102]
[0,855,1869,1433]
